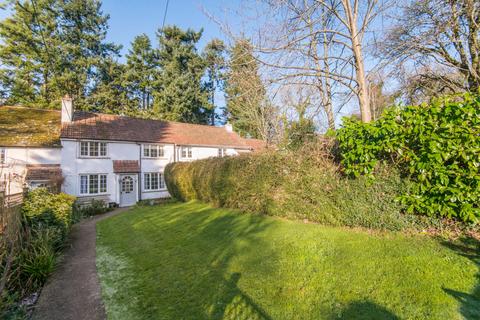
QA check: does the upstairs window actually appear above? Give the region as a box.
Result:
[80,174,107,195]
[144,172,165,191]
[218,148,226,157]
[0,148,5,164]
[181,146,192,158]
[143,144,165,158]
[80,141,107,157]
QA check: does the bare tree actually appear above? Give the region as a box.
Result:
[381,0,480,94]
[252,0,389,125]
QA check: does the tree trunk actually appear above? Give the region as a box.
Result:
[343,0,372,123]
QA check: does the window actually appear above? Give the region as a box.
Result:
[80,141,107,157]
[143,144,165,158]
[80,174,107,195]
[218,148,226,157]
[144,172,165,191]
[0,148,5,164]
[181,146,192,158]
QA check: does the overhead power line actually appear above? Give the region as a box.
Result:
[162,0,170,29]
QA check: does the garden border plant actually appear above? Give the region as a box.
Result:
[0,188,75,318]
[336,92,480,224]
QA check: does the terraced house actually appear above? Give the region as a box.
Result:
[0,96,264,206]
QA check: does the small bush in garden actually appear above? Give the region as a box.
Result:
[72,199,111,222]
[22,188,76,233]
[336,93,480,223]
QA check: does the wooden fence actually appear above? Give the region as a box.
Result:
[0,190,24,296]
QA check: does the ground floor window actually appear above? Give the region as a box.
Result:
[0,148,5,164]
[218,148,226,157]
[80,174,107,195]
[144,172,165,191]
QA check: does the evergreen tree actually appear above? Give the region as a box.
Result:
[153,26,211,124]
[0,0,119,109]
[124,34,157,110]
[203,38,226,125]
[224,39,267,138]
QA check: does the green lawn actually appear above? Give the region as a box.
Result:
[96,201,480,320]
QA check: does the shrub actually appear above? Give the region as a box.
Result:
[72,199,111,222]
[22,188,76,235]
[165,141,424,231]
[336,93,480,223]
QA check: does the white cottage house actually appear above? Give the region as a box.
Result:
[0,97,265,207]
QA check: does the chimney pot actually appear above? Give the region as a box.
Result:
[61,95,73,123]
[225,123,233,133]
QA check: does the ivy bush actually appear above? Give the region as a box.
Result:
[336,93,480,223]
[165,142,426,231]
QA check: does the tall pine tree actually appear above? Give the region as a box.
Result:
[225,39,267,138]
[0,0,119,109]
[124,34,157,110]
[153,26,211,124]
[203,38,226,125]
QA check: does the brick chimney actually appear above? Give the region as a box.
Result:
[61,95,73,123]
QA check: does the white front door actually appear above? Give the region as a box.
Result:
[119,174,137,207]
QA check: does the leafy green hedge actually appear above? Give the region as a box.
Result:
[165,143,424,231]
[337,93,480,223]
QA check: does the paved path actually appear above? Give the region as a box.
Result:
[32,207,130,320]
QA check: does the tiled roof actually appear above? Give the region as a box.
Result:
[113,160,140,173]
[1,107,267,150]
[61,112,252,149]
[242,138,268,152]
[0,107,61,147]
[25,164,62,181]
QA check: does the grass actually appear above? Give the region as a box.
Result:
[96,201,480,320]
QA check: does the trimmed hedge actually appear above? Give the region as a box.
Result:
[165,143,424,231]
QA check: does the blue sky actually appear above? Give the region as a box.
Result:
[102,0,235,59]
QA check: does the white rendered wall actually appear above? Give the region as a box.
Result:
[0,147,61,195]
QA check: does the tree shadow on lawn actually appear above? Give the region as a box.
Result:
[328,300,399,320]
[441,237,480,319]
[122,202,275,319]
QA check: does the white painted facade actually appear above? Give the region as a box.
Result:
[0,147,61,194]
[60,139,240,206]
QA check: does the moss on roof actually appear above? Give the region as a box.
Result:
[0,106,61,147]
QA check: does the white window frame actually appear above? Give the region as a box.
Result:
[79,141,108,158]
[0,148,5,165]
[143,172,166,191]
[143,144,165,158]
[180,146,192,159]
[218,148,227,157]
[79,174,108,195]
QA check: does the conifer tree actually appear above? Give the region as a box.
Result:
[224,39,267,138]
[0,0,119,109]
[153,26,211,124]
[124,34,157,110]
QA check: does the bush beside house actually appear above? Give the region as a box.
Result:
[0,188,75,318]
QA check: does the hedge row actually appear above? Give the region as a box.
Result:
[337,93,480,223]
[165,143,425,231]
